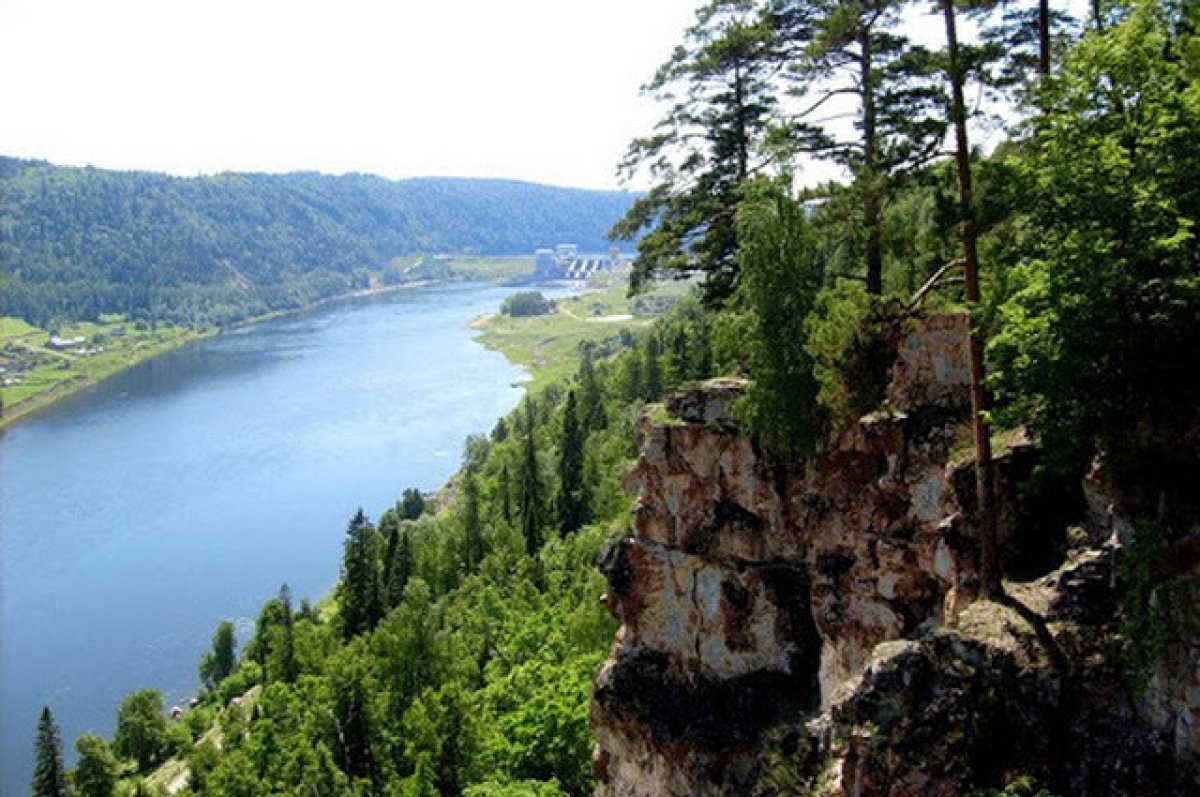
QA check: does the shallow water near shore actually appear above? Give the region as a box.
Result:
[0,282,556,794]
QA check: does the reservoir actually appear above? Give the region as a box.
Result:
[0,283,540,795]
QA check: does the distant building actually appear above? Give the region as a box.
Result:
[47,335,86,350]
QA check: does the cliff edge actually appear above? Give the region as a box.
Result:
[591,315,1198,796]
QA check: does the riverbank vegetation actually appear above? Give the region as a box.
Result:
[0,314,209,429]
[476,276,693,391]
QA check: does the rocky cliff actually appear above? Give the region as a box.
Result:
[591,315,1198,796]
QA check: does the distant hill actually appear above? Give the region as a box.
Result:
[0,157,636,326]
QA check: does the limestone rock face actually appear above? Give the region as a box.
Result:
[591,313,1198,797]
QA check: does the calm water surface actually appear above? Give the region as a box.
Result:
[0,283,550,795]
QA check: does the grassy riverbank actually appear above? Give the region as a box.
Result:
[473,273,691,390]
[0,316,212,430]
[0,257,537,430]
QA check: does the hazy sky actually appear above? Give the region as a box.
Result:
[0,0,702,189]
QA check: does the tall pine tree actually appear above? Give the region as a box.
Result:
[611,0,781,303]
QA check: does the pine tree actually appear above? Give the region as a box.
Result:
[940,0,999,598]
[399,488,426,520]
[558,391,588,534]
[611,0,781,303]
[624,346,644,403]
[518,400,543,557]
[776,0,945,294]
[32,707,66,797]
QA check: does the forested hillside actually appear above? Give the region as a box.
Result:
[0,158,636,326]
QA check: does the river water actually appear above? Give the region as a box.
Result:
[0,283,542,795]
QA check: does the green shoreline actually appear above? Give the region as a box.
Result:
[0,280,442,432]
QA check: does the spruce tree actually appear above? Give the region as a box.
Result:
[199,620,237,689]
[32,706,66,797]
[385,525,414,607]
[498,462,514,525]
[518,400,543,557]
[557,391,588,534]
[644,332,663,401]
[271,584,297,683]
[577,349,607,433]
[340,509,384,639]
[461,468,484,570]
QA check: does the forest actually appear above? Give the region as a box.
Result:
[27,0,1200,794]
[0,159,636,327]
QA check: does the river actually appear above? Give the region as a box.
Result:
[0,282,546,795]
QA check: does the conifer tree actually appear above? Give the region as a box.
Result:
[340,509,384,639]
[611,0,781,303]
[577,349,607,433]
[498,462,514,525]
[557,391,588,534]
[941,0,1000,598]
[518,400,543,557]
[644,332,663,400]
[271,583,297,683]
[775,0,945,293]
[32,707,66,797]
[399,488,426,520]
[199,620,237,690]
[385,525,414,608]
[461,468,484,570]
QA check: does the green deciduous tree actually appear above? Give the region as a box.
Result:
[113,690,169,772]
[734,180,826,453]
[990,0,1200,476]
[72,733,119,797]
[32,707,67,797]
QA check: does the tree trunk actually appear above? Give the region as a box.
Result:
[942,0,1000,599]
[1038,0,1051,78]
[861,29,884,295]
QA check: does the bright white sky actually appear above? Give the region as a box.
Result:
[0,0,702,190]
